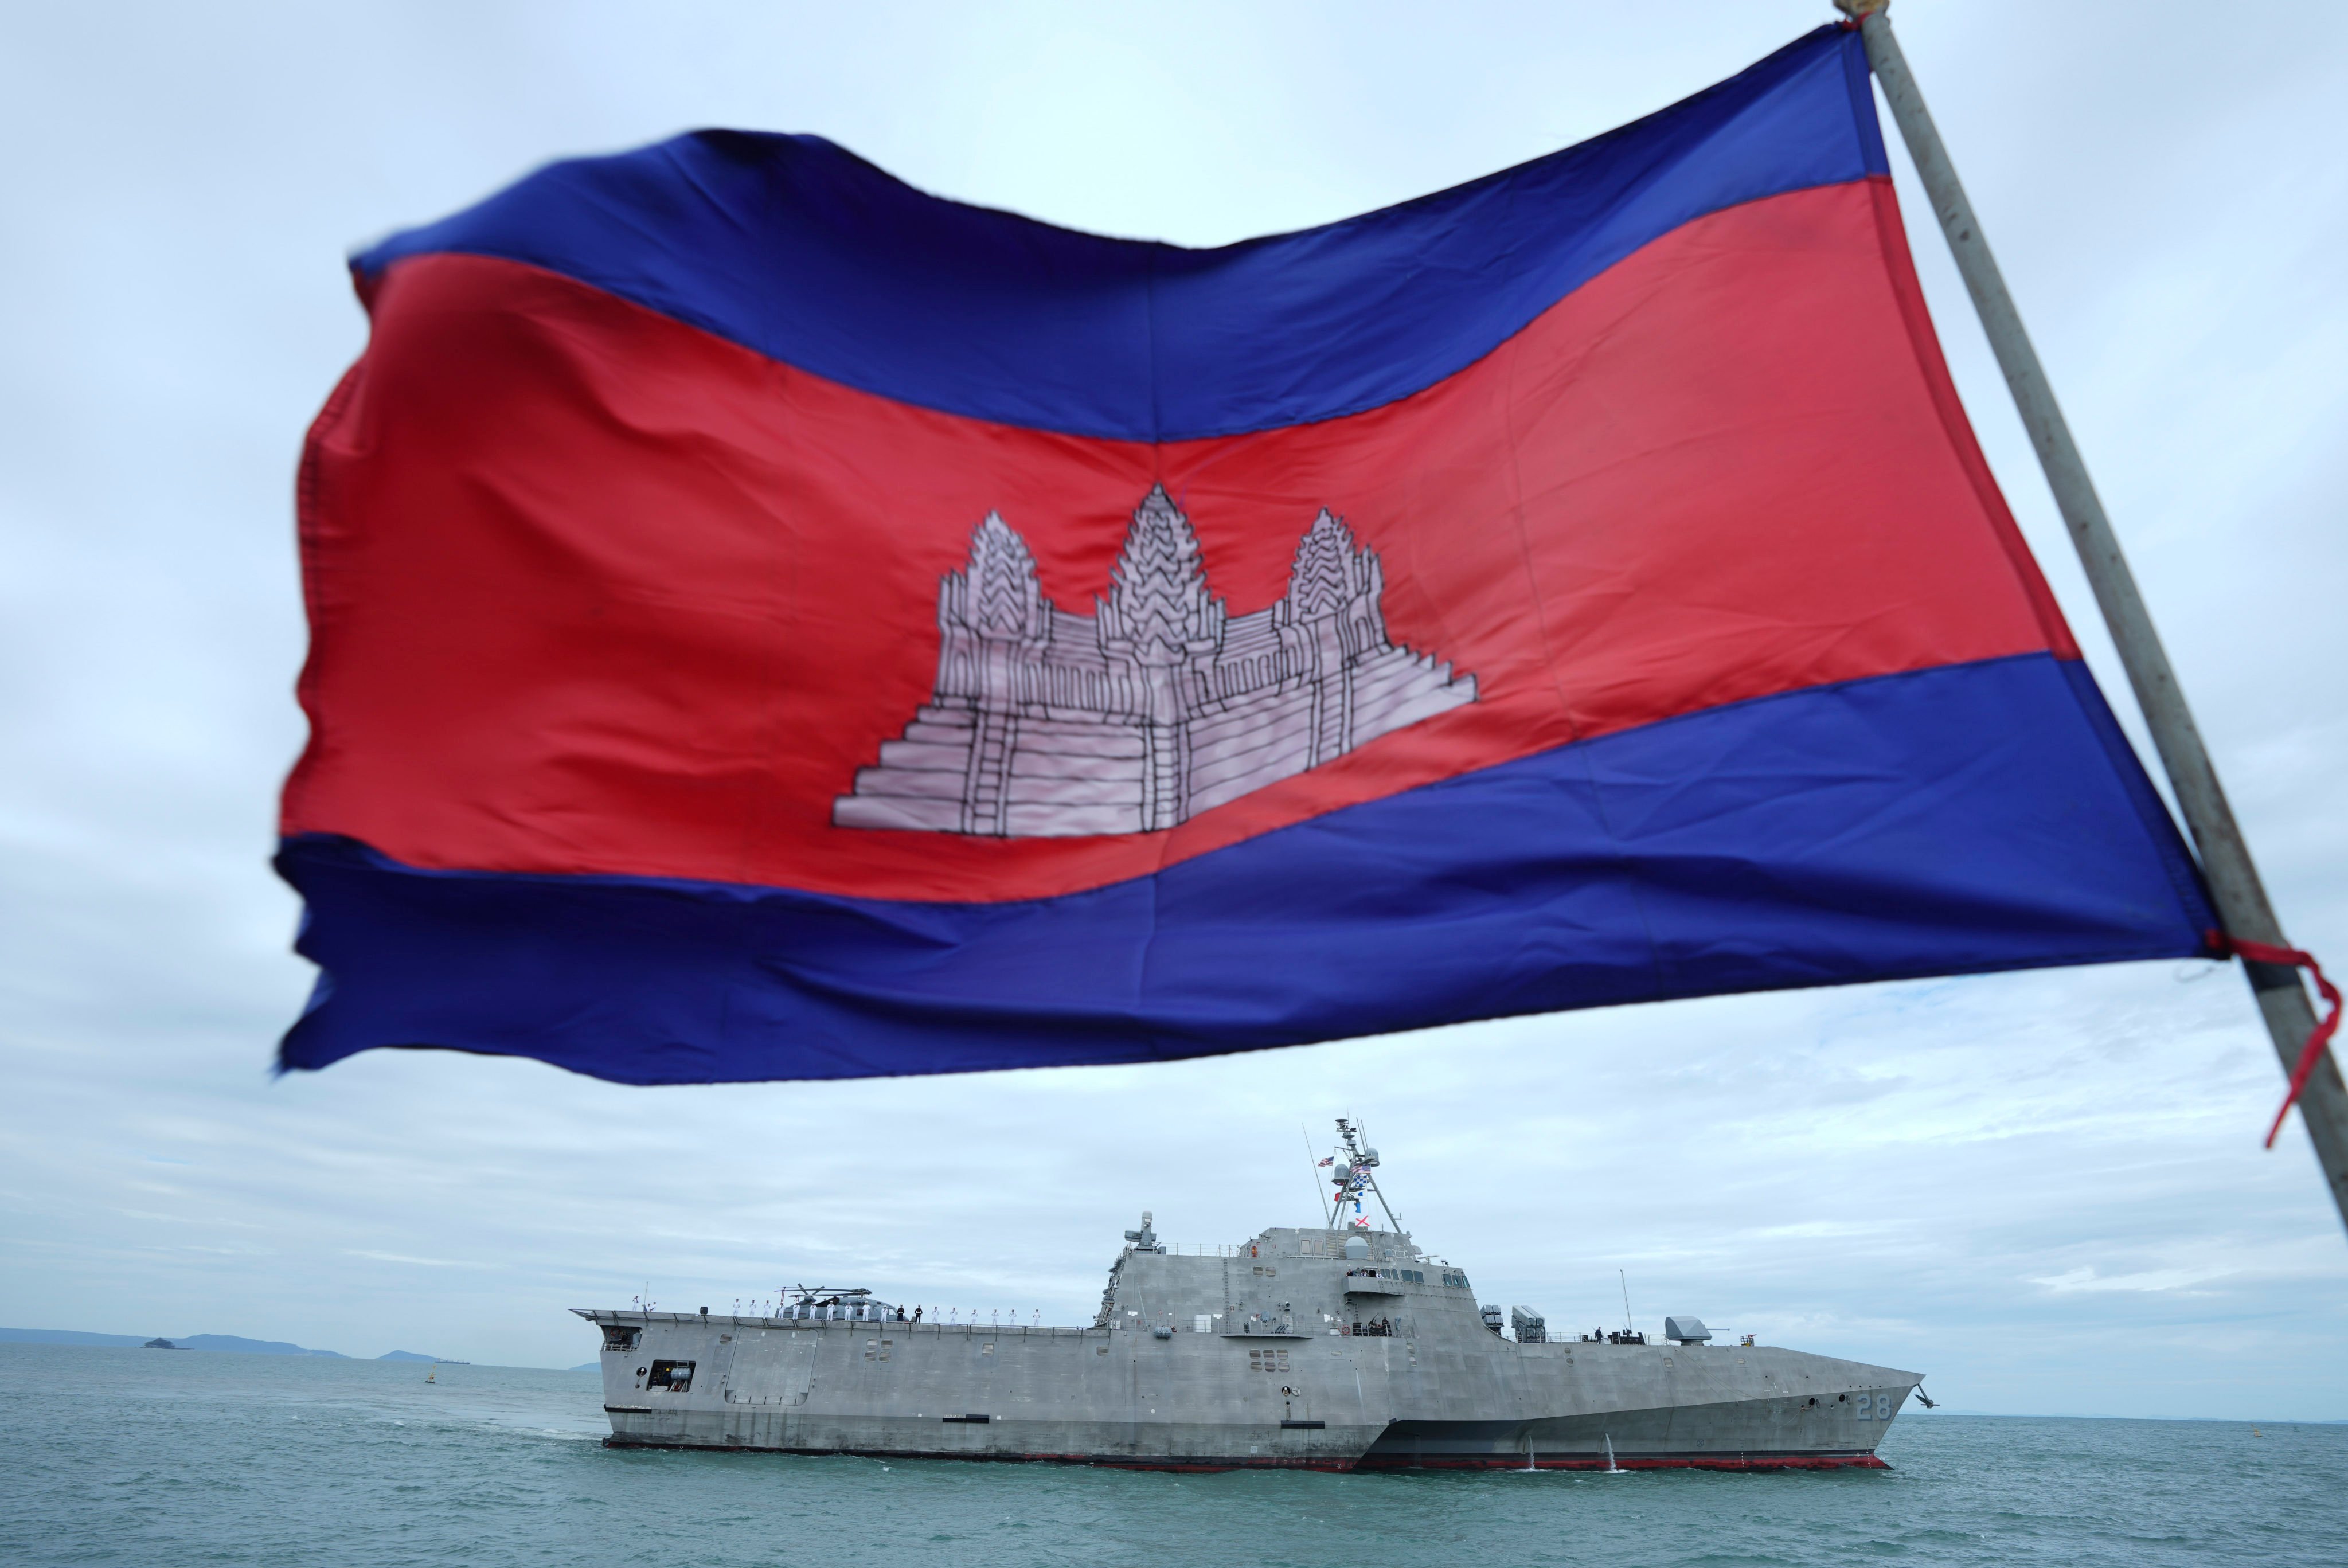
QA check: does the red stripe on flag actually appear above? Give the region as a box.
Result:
[288,179,2074,903]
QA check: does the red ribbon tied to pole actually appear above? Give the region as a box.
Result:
[2207,933,2345,1148]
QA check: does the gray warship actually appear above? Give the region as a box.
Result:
[580,1123,1924,1471]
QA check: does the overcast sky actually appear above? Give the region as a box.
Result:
[3,0,2343,1419]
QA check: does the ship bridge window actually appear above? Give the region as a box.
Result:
[601,1326,640,1352]
[646,1359,694,1392]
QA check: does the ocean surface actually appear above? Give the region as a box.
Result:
[5,1343,2341,1566]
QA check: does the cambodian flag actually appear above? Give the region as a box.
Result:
[280,24,2213,1085]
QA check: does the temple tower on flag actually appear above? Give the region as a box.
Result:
[833,486,1476,838]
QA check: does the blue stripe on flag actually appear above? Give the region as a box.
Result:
[276,654,2210,1086]
[350,27,1885,441]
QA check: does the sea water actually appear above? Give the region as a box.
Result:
[5,1342,2341,1566]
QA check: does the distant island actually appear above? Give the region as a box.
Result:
[2,1328,451,1361]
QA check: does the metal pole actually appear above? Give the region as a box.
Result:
[1302,1124,1334,1228]
[1835,0,2348,1230]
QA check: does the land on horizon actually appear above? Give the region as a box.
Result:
[0,1327,461,1362]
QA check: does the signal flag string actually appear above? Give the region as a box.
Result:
[2206,933,2345,1148]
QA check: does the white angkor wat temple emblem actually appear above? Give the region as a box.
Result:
[833,486,1476,838]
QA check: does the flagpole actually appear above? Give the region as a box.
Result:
[1837,0,2348,1230]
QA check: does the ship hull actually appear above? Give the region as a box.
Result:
[601,1431,1886,1474]
[585,1308,1918,1473]
[1361,1451,1887,1472]
[583,1222,1919,1473]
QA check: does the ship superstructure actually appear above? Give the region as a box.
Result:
[579,1124,1920,1471]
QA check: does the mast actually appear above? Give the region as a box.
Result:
[1331,1118,1405,1236]
[1838,0,2348,1231]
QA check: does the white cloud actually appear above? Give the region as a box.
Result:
[2028,1266,2236,1296]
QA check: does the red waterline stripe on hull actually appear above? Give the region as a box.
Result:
[1357,1453,1889,1472]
